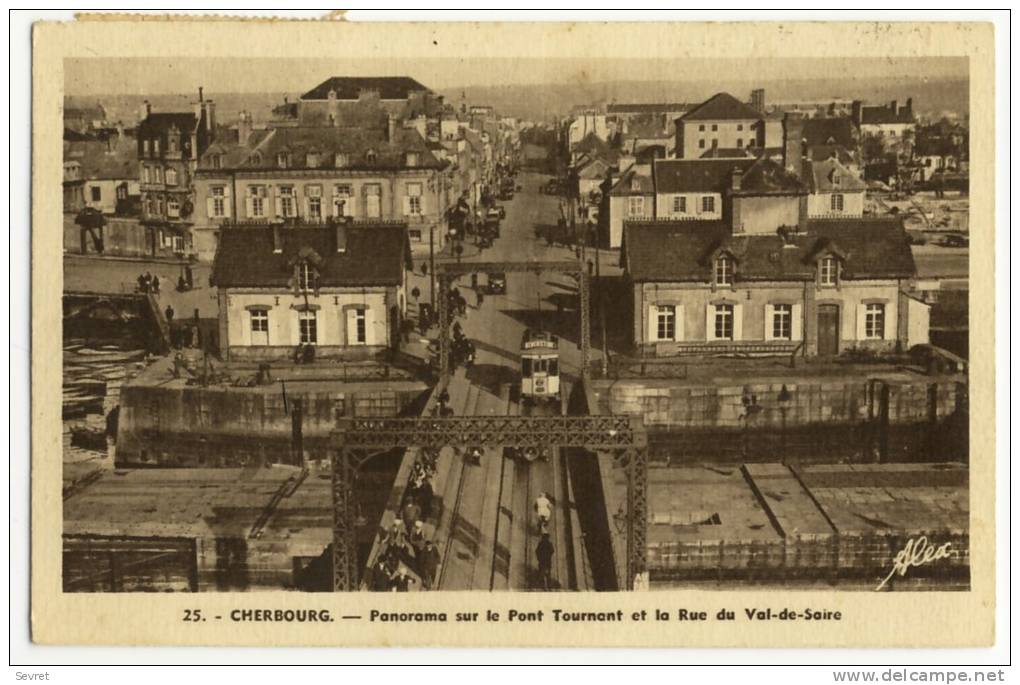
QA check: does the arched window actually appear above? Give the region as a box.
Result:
[165,167,178,186]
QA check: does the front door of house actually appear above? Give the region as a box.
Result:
[817,304,840,356]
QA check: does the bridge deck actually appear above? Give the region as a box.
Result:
[365,371,587,592]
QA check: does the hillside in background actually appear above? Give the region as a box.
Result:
[66,76,967,127]
[443,77,970,122]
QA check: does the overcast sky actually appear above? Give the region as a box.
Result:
[64,56,968,97]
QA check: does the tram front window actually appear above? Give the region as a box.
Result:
[522,358,533,377]
[548,359,558,376]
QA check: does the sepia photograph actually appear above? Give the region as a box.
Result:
[24,16,1000,652]
[59,53,972,595]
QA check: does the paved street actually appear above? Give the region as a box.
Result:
[64,254,219,319]
[911,245,970,281]
[411,171,593,382]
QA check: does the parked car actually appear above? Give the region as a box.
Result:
[486,272,507,295]
[941,233,968,248]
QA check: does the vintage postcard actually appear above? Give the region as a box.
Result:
[31,18,996,647]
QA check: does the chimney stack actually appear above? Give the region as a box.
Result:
[851,100,862,126]
[335,222,348,253]
[890,100,898,115]
[198,86,204,102]
[782,112,805,179]
[731,166,743,191]
[141,100,151,122]
[387,114,397,143]
[238,110,252,145]
[203,100,216,135]
[272,225,283,254]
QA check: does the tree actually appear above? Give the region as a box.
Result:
[74,206,106,254]
[862,133,885,163]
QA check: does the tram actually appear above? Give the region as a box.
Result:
[520,330,560,403]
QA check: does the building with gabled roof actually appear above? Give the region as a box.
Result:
[603,163,655,248]
[136,91,217,256]
[620,217,926,358]
[853,98,917,141]
[675,93,764,159]
[64,137,141,215]
[192,122,451,260]
[297,76,443,126]
[802,156,867,218]
[803,116,858,150]
[211,222,411,361]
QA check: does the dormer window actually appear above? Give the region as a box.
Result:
[365,149,377,163]
[306,151,320,168]
[819,256,838,286]
[406,152,419,167]
[334,152,349,168]
[831,170,841,186]
[210,154,222,169]
[277,152,290,169]
[249,152,262,166]
[715,256,733,287]
[298,262,314,292]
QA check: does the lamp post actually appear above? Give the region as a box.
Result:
[778,384,792,463]
[589,212,608,377]
[429,223,436,309]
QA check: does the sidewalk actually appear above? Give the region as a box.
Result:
[64,256,219,319]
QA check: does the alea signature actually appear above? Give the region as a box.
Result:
[875,536,953,591]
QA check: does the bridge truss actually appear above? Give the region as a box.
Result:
[330,414,648,592]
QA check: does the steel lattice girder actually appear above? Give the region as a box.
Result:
[436,260,583,276]
[331,414,649,591]
[332,415,646,450]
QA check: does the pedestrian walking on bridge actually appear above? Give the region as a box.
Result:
[419,540,440,590]
[534,492,552,532]
[536,533,554,591]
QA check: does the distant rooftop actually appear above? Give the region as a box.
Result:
[301,76,432,101]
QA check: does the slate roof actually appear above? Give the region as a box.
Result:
[802,117,856,148]
[860,103,915,126]
[609,165,654,196]
[914,138,957,157]
[137,112,199,138]
[801,158,867,193]
[808,144,857,166]
[576,157,611,180]
[63,139,139,181]
[653,158,755,194]
[699,146,754,159]
[198,126,443,171]
[735,157,808,196]
[212,224,410,288]
[301,76,431,101]
[621,218,914,282]
[608,103,690,114]
[680,93,763,122]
